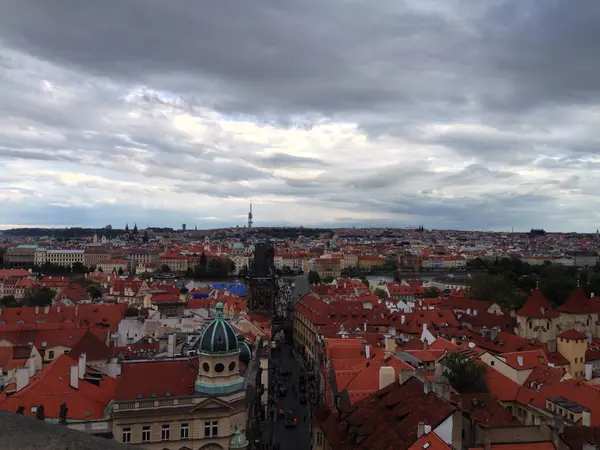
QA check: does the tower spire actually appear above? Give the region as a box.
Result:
[248,200,253,228]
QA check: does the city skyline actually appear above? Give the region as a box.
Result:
[1,1,600,232]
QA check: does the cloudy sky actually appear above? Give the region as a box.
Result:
[1,0,599,232]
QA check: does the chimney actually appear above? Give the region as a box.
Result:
[424,380,433,395]
[34,306,39,315]
[70,365,79,389]
[167,333,176,358]
[417,422,426,439]
[78,353,86,380]
[365,344,371,360]
[433,380,450,400]
[384,336,395,354]
[399,369,416,385]
[416,367,426,381]
[484,432,491,450]
[547,339,557,354]
[44,306,50,314]
[490,328,499,341]
[582,410,591,427]
[105,359,122,379]
[57,306,61,313]
[16,368,29,392]
[586,362,593,381]
[401,315,406,324]
[27,358,35,377]
[517,356,524,367]
[434,362,444,378]
[378,366,395,390]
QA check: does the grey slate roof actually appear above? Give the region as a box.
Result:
[0,410,130,450]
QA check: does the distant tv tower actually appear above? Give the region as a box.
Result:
[248,201,253,228]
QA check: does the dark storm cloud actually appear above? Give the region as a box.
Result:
[1,1,600,230]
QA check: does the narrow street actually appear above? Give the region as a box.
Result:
[259,343,313,450]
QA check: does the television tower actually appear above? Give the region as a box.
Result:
[248,201,253,228]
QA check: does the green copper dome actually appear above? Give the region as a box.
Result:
[229,424,249,449]
[198,302,238,354]
[233,242,245,249]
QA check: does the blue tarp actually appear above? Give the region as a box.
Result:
[208,282,247,297]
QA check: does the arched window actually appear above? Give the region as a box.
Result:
[528,320,532,330]
[588,315,592,326]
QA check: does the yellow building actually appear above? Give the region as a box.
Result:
[293,295,328,368]
[358,255,384,270]
[34,249,85,267]
[313,257,342,279]
[557,329,588,378]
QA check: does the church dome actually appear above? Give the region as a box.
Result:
[229,424,249,449]
[199,302,238,354]
[233,242,245,250]
[237,335,252,364]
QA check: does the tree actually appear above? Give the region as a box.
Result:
[322,276,335,284]
[160,265,170,273]
[374,287,387,299]
[1,295,17,307]
[24,287,55,307]
[71,262,88,273]
[444,352,488,394]
[117,267,124,276]
[422,288,440,298]
[308,270,321,285]
[86,285,102,300]
[539,264,577,306]
[468,273,518,307]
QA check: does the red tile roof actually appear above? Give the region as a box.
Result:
[516,290,559,318]
[532,378,600,426]
[114,360,197,401]
[67,331,113,362]
[0,269,32,279]
[500,349,548,370]
[0,355,116,420]
[524,364,566,388]
[558,329,588,340]
[556,288,600,314]
[452,393,521,427]
[0,326,107,352]
[0,346,30,372]
[481,364,521,402]
[334,352,415,404]
[0,303,126,333]
[407,432,453,450]
[315,377,456,450]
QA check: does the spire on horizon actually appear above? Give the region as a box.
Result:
[248,200,253,229]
